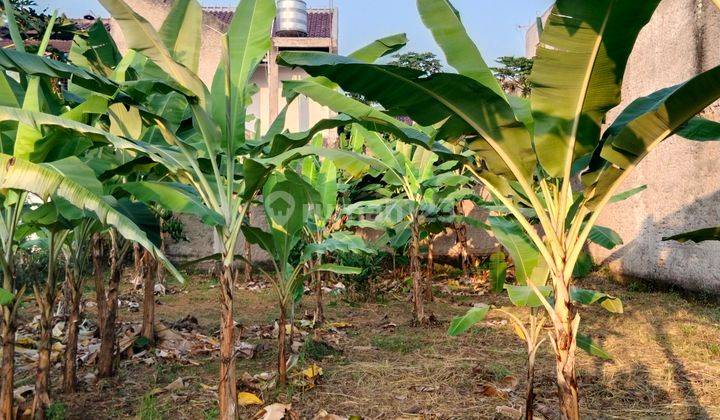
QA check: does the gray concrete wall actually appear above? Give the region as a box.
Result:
[590,0,720,293]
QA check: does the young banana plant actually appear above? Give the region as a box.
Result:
[278,0,720,416]
[340,123,475,324]
[242,169,362,388]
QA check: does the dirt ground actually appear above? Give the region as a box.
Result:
[13,268,720,419]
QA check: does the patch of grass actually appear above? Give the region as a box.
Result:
[46,402,67,420]
[488,362,512,381]
[706,342,720,356]
[371,335,423,354]
[203,406,219,420]
[302,339,342,360]
[138,393,162,420]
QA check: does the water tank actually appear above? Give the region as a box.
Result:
[275,0,308,37]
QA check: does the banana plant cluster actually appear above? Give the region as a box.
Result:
[277,0,720,417]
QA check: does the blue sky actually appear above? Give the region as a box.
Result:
[34,0,552,64]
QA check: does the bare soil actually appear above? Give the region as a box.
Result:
[12,269,720,419]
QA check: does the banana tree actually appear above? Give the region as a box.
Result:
[242,169,362,387]
[0,7,180,418]
[278,0,720,416]
[94,0,389,415]
[339,123,475,323]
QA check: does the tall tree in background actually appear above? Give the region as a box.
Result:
[491,56,533,97]
[389,51,442,75]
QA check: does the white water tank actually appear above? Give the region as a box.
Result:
[275,0,308,37]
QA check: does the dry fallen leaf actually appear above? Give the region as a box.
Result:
[498,375,519,392]
[238,391,263,406]
[495,405,522,419]
[253,403,293,420]
[480,383,508,399]
[311,410,347,420]
[164,377,186,391]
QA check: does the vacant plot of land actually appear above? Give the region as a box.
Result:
[15,271,720,419]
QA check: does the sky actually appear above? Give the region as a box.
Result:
[33,0,553,64]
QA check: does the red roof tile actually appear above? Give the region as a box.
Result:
[0,9,333,54]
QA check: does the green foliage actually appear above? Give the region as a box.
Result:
[45,401,67,420]
[448,305,489,336]
[138,392,162,420]
[491,56,533,97]
[388,51,443,76]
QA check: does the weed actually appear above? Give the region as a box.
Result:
[302,338,342,360]
[371,335,423,354]
[202,406,219,420]
[46,402,67,420]
[138,392,162,420]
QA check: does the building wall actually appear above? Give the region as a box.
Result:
[527,0,720,293]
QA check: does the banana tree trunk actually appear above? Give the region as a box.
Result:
[140,250,156,344]
[0,303,15,420]
[278,302,288,388]
[313,256,324,325]
[410,213,425,325]
[133,242,141,277]
[97,245,121,378]
[553,280,580,419]
[156,225,166,285]
[63,269,81,393]
[454,202,472,279]
[424,233,435,302]
[92,233,106,337]
[525,345,538,420]
[218,264,237,420]
[31,289,52,420]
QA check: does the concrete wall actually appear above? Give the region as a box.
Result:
[527,0,720,293]
[591,0,720,293]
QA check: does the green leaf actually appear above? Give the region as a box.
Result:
[448,305,490,336]
[0,287,12,306]
[489,251,507,293]
[572,251,593,279]
[577,333,612,360]
[505,284,552,308]
[278,52,535,182]
[570,287,623,313]
[213,0,276,148]
[317,159,337,221]
[587,64,720,209]
[0,48,118,96]
[662,227,720,244]
[159,0,202,73]
[489,216,543,285]
[609,185,647,204]
[97,0,208,104]
[676,116,720,141]
[43,156,104,197]
[311,264,362,275]
[349,33,408,63]
[588,225,623,250]
[0,154,183,282]
[0,106,190,173]
[69,19,122,73]
[241,225,276,256]
[530,0,660,177]
[119,181,224,226]
[417,0,504,98]
[281,77,433,150]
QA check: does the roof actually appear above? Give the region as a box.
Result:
[205,7,335,38]
[0,8,334,54]
[0,19,110,53]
